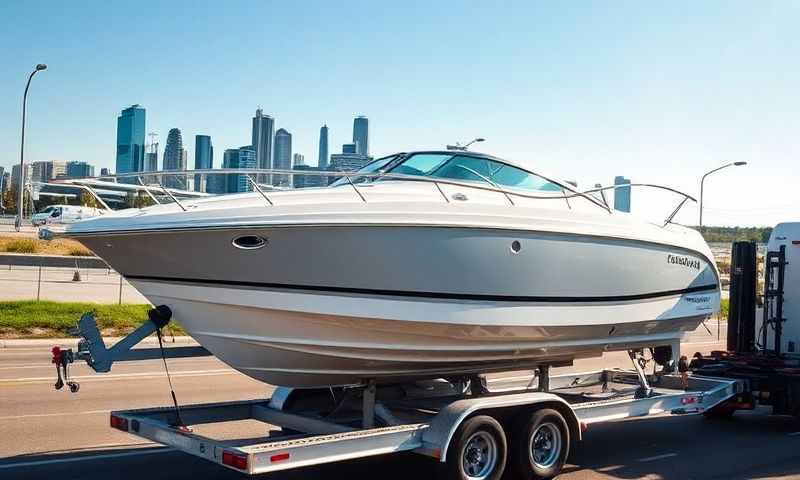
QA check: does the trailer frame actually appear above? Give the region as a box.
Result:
[105,367,741,477]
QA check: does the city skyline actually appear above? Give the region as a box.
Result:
[2,2,798,226]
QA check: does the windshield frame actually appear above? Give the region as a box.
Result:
[329,150,610,212]
[386,151,580,195]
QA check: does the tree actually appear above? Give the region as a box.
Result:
[2,186,18,214]
[80,191,100,209]
[133,192,156,209]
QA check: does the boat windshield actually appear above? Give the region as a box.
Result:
[329,155,400,186]
[387,152,563,192]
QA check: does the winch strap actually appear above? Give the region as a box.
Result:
[156,328,185,427]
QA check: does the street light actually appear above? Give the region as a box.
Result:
[15,63,47,231]
[446,137,485,151]
[699,161,747,229]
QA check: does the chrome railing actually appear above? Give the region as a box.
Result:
[46,168,696,227]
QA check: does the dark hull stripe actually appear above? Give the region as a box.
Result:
[125,275,719,303]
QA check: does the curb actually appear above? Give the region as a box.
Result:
[0,253,108,269]
[0,336,197,349]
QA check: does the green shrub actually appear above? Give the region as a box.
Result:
[719,298,729,319]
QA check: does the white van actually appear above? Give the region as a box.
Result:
[31,205,103,226]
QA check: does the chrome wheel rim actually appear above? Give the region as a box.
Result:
[461,431,498,479]
[529,422,561,469]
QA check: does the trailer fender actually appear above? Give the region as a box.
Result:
[421,392,580,462]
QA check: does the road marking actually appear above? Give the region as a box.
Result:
[0,409,108,421]
[637,453,678,462]
[0,447,174,470]
[0,368,235,384]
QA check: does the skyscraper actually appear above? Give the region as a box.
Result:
[163,128,185,189]
[318,124,329,169]
[11,164,30,192]
[30,161,66,182]
[223,146,256,193]
[252,108,274,182]
[353,116,369,156]
[273,128,292,187]
[614,176,631,213]
[342,143,357,154]
[116,105,146,180]
[292,164,325,189]
[194,135,213,192]
[145,132,159,172]
[65,161,95,178]
[293,153,305,167]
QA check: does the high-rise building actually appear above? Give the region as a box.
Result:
[100,168,111,177]
[292,164,325,189]
[342,143,357,154]
[205,173,227,195]
[163,128,185,189]
[252,108,274,182]
[353,116,369,156]
[11,164,30,190]
[145,153,158,172]
[273,128,292,187]
[65,161,95,178]
[329,153,373,180]
[30,161,66,183]
[115,105,146,180]
[145,132,159,172]
[318,124,329,169]
[614,176,631,213]
[293,153,305,167]
[223,146,257,193]
[194,135,213,192]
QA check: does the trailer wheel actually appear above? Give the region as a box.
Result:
[511,408,570,480]
[445,415,507,480]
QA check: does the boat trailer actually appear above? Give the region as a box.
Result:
[49,306,742,479]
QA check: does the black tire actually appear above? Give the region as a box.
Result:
[511,408,570,480]
[444,415,507,480]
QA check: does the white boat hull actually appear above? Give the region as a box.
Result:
[132,278,718,387]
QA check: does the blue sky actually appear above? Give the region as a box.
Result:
[1,1,798,226]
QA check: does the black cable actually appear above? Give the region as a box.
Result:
[156,328,185,427]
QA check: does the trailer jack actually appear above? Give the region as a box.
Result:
[50,305,209,393]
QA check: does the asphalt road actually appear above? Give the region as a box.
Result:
[1,340,798,480]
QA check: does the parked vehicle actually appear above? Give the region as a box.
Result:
[31,204,103,226]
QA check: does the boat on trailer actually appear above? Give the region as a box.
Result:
[47,150,720,387]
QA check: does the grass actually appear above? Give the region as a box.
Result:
[67,246,94,256]
[0,235,95,257]
[3,238,39,253]
[0,301,185,338]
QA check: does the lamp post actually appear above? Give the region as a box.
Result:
[699,161,747,229]
[446,137,485,151]
[15,63,47,231]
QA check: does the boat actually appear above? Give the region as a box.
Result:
[53,150,721,388]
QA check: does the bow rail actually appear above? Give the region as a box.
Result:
[42,168,696,227]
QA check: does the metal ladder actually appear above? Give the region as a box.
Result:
[762,245,787,354]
